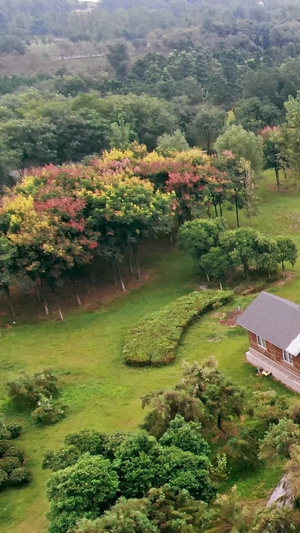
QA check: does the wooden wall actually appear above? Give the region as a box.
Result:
[248,331,300,374]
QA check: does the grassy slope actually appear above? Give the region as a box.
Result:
[1,170,300,532]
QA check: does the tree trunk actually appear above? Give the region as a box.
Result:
[206,273,210,282]
[70,276,82,306]
[217,413,222,430]
[134,251,141,281]
[275,167,280,193]
[214,202,218,217]
[116,262,126,292]
[219,203,223,217]
[244,264,250,282]
[282,261,286,278]
[40,277,49,316]
[219,280,223,291]
[235,196,240,228]
[4,285,16,320]
[127,253,134,274]
[110,260,118,286]
[55,297,64,321]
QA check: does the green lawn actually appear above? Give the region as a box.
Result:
[1,170,300,533]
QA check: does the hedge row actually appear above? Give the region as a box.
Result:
[123,290,233,366]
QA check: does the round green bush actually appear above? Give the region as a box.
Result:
[0,456,20,474]
[7,423,22,439]
[4,445,25,463]
[9,467,32,485]
[0,440,12,458]
[0,468,8,489]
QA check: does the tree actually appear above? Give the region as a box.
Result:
[247,390,288,429]
[199,247,233,289]
[114,431,164,498]
[178,219,226,267]
[221,228,257,281]
[75,498,156,533]
[235,97,282,134]
[215,125,264,175]
[75,486,209,533]
[156,130,189,157]
[107,42,130,80]
[254,233,278,279]
[201,369,245,430]
[189,105,226,153]
[259,418,300,460]
[276,237,298,275]
[250,506,296,533]
[284,444,300,504]
[47,456,119,533]
[159,415,210,456]
[0,236,18,318]
[209,487,253,533]
[110,116,135,151]
[261,126,285,192]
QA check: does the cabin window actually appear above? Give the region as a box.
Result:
[257,335,266,349]
[283,350,294,365]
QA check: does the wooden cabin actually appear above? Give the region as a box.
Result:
[236,291,300,393]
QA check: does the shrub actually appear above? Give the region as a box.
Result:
[43,445,81,472]
[6,423,22,439]
[7,369,59,407]
[123,290,233,366]
[3,445,26,463]
[0,440,12,457]
[65,430,108,456]
[0,456,21,474]
[0,468,8,489]
[31,395,67,425]
[9,467,32,485]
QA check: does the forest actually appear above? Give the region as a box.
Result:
[3,1,300,532]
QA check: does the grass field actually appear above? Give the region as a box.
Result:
[1,170,300,532]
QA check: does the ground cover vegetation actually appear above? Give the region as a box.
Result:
[123,290,233,365]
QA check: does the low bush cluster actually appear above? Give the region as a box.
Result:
[7,369,67,426]
[123,290,233,366]
[0,415,31,490]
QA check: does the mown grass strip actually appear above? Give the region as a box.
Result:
[123,290,234,366]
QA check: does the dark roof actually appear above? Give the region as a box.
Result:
[236,291,300,350]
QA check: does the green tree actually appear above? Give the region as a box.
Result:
[178,219,226,270]
[107,42,130,80]
[110,116,134,151]
[221,228,257,281]
[199,247,233,289]
[47,456,119,533]
[190,105,226,153]
[75,485,209,533]
[159,415,210,456]
[114,431,164,498]
[215,125,263,175]
[235,97,282,134]
[156,130,189,157]
[251,505,296,533]
[259,418,300,460]
[276,236,298,275]
[209,487,253,533]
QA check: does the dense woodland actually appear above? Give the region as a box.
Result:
[3,1,300,532]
